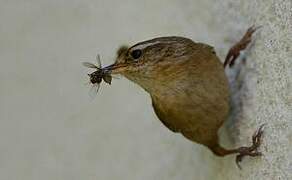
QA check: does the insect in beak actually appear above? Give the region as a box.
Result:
[82,54,112,97]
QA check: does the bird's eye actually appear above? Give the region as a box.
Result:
[130,49,142,60]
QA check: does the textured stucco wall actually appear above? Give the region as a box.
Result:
[212,0,292,179]
[0,0,291,180]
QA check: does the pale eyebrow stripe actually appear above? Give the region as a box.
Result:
[131,41,162,51]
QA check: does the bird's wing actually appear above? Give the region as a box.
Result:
[152,100,179,133]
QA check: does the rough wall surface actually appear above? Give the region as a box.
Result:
[212,0,292,179]
[0,0,291,180]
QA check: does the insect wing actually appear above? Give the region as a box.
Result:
[82,62,98,69]
[88,83,100,99]
[103,74,112,84]
[95,54,101,68]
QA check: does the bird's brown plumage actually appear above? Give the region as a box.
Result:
[148,40,229,148]
[111,36,230,151]
[105,28,264,166]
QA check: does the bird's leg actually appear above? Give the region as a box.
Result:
[224,26,261,68]
[210,124,265,169]
[233,124,265,169]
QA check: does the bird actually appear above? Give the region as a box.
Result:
[102,26,264,167]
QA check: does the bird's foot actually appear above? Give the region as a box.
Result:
[235,124,265,169]
[224,25,261,68]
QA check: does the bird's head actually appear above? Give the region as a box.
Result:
[103,36,195,92]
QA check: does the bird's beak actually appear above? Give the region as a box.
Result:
[103,63,128,74]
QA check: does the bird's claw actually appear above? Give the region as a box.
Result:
[235,124,265,169]
[224,25,262,68]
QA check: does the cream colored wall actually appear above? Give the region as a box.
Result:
[213,0,292,179]
[0,0,291,180]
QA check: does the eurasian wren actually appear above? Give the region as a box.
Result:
[102,26,263,167]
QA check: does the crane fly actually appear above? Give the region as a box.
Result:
[83,54,112,96]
